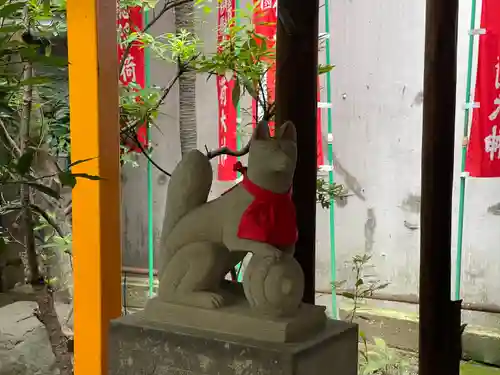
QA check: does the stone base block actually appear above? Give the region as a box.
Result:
[144,297,327,343]
[108,311,358,375]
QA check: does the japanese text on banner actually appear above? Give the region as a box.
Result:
[217,0,238,181]
[117,4,147,152]
[251,0,277,133]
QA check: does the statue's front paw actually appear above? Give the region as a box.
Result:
[189,292,225,309]
[243,255,304,317]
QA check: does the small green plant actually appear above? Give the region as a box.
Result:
[359,336,411,375]
[316,178,347,208]
[336,254,411,375]
[337,254,389,323]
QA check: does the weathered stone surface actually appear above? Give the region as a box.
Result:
[0,301,72,375]
[109,311,358,375]
[144,296,327,343]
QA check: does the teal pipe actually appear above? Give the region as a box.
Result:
[235,0,244,283]
[144,8,155,297]
[323,0,338,319]
[455,0,478,301]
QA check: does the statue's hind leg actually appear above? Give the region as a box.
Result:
[157,242,230,309]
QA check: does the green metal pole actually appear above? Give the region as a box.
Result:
[455,0,478,301]
[235,0,244,283]
[144,8,155,297]
[323,0,338,319]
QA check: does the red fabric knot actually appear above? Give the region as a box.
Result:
[233,162,298,247]
[233,161,244,172]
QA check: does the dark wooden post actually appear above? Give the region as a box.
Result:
[275,0,319,304]
[420,0,461,374]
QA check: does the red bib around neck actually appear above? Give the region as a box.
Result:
[232,162,298,247]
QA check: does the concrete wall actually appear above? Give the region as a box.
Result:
[122,0,500,307]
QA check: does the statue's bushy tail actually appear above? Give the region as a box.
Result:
[161,150,213,240]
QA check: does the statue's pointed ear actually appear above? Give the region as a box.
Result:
[277,121,297,142]
[253,120,270,140]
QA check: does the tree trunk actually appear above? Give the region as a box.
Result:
[19,26,73,374]
[175,1,197,155]
[35,287,74,375]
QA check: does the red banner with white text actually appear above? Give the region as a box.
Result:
[317,84,324,166]
[465,0,500,177]
[252,0,277,134]
[217,0,238,181]
[251,0,324,166]
[118,5,147,153]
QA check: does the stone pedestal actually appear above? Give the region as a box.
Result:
[144,296,327,343]
[108,311,358,375]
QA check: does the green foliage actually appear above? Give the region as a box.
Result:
[43,95,70,156]
[195,14,275,103]
[151,30,200,63]
[120,0,158,9]
[36,213,71,255]
[117,4,280,146]
[0,1,65,96]
[18,0,335,173]
[119,83,162,144]
[0,0,98,256]
[318,63,334,75]
[359,337,411,375]
[316,178,347,208]
[117,1,207,159]
[193,9,335,112]
[336,254,410,375]
[337,254,389,323]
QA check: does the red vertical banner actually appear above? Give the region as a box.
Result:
[252,0,277,134]
[117,5,147,153]
[317,80,324,166]
[217,0,238,181]
[466,0,500,177]
[251,0,324,165]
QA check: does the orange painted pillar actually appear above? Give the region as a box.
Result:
[67,0,122,374]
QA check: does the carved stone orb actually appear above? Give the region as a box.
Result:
[243,254,305,317]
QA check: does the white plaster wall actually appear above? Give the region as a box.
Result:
[122,0,500,306]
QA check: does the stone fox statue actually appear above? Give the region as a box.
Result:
[157,120,298,309]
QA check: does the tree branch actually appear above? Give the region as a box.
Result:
[0,203,64,238]
[5,228,26,248]
[19,46,40,287]
[0,117,21,157]
[119,60,187,137]
[205,105,275,160]
[30,204,65,238]
[34,291,73,375]
[118,56,199,177]
[145,0,192,34]
[206,142,251,160]
[123,130,172,177]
